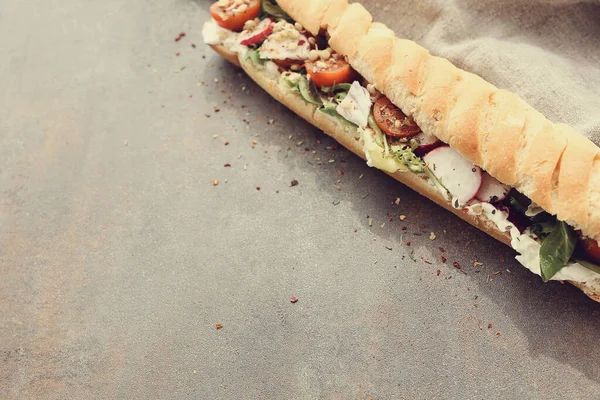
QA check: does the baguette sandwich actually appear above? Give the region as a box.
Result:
[202,0,600,302]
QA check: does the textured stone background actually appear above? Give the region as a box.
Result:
[1,0,599,398]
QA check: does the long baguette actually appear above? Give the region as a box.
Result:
[278,0,600,244]
[209,43,599,302]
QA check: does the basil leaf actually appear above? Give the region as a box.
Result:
[530,220,556,241]
[261,0,292,21]
[539,221,577,282]
[298,76,322,105]
[246,49,267,65]
[318,106,358,129]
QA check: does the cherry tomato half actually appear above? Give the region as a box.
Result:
[373,96,421,138]
[305,55,357,88]
[580,237,600,265]
[210,0,261,32]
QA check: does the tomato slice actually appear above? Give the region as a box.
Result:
[580,237,600,264]
[305,55,357,88]
[210,0,261,32]
[373,96,421,138]
[272,59,303,70]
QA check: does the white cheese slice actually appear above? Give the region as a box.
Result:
[336,81,372,129]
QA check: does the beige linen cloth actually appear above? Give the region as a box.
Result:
[361,0,600,145]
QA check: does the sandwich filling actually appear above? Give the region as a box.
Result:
[203,0,600,288]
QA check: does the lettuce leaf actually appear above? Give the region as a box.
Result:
[261,0,293,21]
[246,49,267,65]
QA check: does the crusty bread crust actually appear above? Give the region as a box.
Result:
[282,0,600,243]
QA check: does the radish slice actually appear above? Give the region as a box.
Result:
[239,19,273,46]
[413,132,442,157]
[476,172,510,203]
[423,146,482,207]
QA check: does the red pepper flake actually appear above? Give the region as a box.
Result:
[447,276,453,280]
[224,140,230,146]
[441,256,447,263]
[256,186,261,191]
[439,247,446,252]
[290,296,298,303]
[224,163,231,167]
[251,140,257,148]
[452,261,461,269]
[336,169,344,176]
[402,226,407,231]
[290,179,299,187]
[406,242,411,246]
[215,323,223,329]
[488,323,493,329]
[176,51,180,56]
[174,32,186,42]
[298,40,306,45]
[499,256,505,263]
[495,332,501,337]
[213,179,219,186]
[436,270,441,276]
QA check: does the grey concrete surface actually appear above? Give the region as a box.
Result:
[1,0,599,399]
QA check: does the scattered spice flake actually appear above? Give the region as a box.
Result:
[394,197,401,205]
[296,140,304,146]
[439,247,446,252]
[328,159,335,164]
[174,32,186,41]
[473,261,483,268]
[267,119,274,125]
[176,51,181,56]
[385,246,393,251]
[213,106,220,112]
[493,271,502,276]
[399,215,406,221]
[495,332,501,337]
[180,65,186,71]
[478,320,483,330]
[290,296,298,303]
[506,268,511,273]
[488,323,493,329]
[290,179,299,187]
[213,179,219,186]
[358,173,364,180]
[441,256,447,263]
[409,252,417,262]
[191,43,196,48]
[215,324,223,329]
[256,186,261,191]
[429,232,436,241]
[205,113,211,118]
[380,223,385,228]
[436,270,441,276]
[224,163,231,167]
[406,242,411,246]
[333,200,340,206]
[500,256,505,263]
[224,140,229,146]
[336,169,344,176]
[361,193,369,199]
[251,140,257,148]
[402,226,407,231]
[453,262,461,269]
[368,217,373,227]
